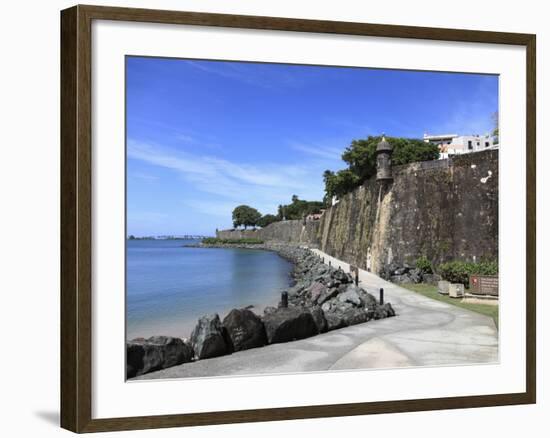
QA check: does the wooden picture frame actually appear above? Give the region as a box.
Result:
[61,4,536,433]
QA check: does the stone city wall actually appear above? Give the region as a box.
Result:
[217,149,498,274]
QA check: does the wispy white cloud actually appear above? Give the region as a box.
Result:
[130,171,159,182]
[181,199,241,219]
[290,141,343,161]
[127,139,334,217]
[174,133,195,143]
[185,60,305,89]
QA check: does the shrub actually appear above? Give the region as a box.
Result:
[257,214,279,228]
[415,256,433,274]
[437,260,498,286]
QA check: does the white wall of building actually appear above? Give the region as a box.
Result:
[424,133,498,159]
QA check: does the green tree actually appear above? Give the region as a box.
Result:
[323,169,360,201]
[277,204,284,220]
[280,195,324,220]
[257,214,279,228]
[232,205,262,229]
[324,136,439,199]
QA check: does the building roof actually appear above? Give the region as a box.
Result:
[423,133,458,140]
[376,135,392,152]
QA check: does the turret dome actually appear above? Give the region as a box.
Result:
[376,135,392,152]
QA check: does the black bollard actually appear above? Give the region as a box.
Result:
[281,291,288,308]
[329,260,331,267]
[355,270,359,286]
[379,288,384,305]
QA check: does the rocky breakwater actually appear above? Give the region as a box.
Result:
[379,262,441,285]
[126,244,396,379]
[272,245,396,331]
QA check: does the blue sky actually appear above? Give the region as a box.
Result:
[126,56,498,236]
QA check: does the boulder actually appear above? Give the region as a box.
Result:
[308,306,328,333]
[422,273,442,285]
[341,307,370,326]
[317,287,340,305]
[222,308,267,352]
[384,303,396,317]
[390,274,412,284]
[331,268,349,283]
[394,267,408,276]
[262,306,318,344]
[148,336,194,368]
[324,297,370,328]
[331,300,354,314]
[338,285,363,307]
[324,312,347,331]
[126,336,193,378]
[372,303,396,320]
[308,281,327,303]
[321,300,333,313]
[357,290,378,309]
[409,268,422,284]
[190,314,231,359]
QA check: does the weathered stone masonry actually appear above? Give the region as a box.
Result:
[217,149,498,275]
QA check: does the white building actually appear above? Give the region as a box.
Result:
[423,133,498,159]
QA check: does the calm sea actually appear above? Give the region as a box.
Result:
[126,239,293,340]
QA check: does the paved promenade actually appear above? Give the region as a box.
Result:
[134,248,498,380]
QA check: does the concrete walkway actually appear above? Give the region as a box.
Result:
[134,248,498,380]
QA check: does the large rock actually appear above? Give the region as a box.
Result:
[324,303,370,330]
[338,285,363,307]
[357,290,378,309]
[391,274,412,284]
[190,314,231,359]
[324,312,347,331]
[341,307,370,326]
[409,268,422,284]
[422,273,442,285]
[316,286,340,305]
[331,268,350,283]
[262,306,318,344]
[308,281,327,303]
[308,306,328,333]
[126,336,194,378]
[222,308,267,352]
[372,303,396,320]
[394,267,408,276]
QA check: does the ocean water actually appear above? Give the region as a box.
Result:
[126,239,293,340]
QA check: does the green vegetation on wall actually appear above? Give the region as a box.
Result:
[323,136,440,201]
[277,195,324,220]
[257,214,279,228]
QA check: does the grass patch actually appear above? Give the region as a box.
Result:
[401,283,499,329]
[201,237,264,245]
